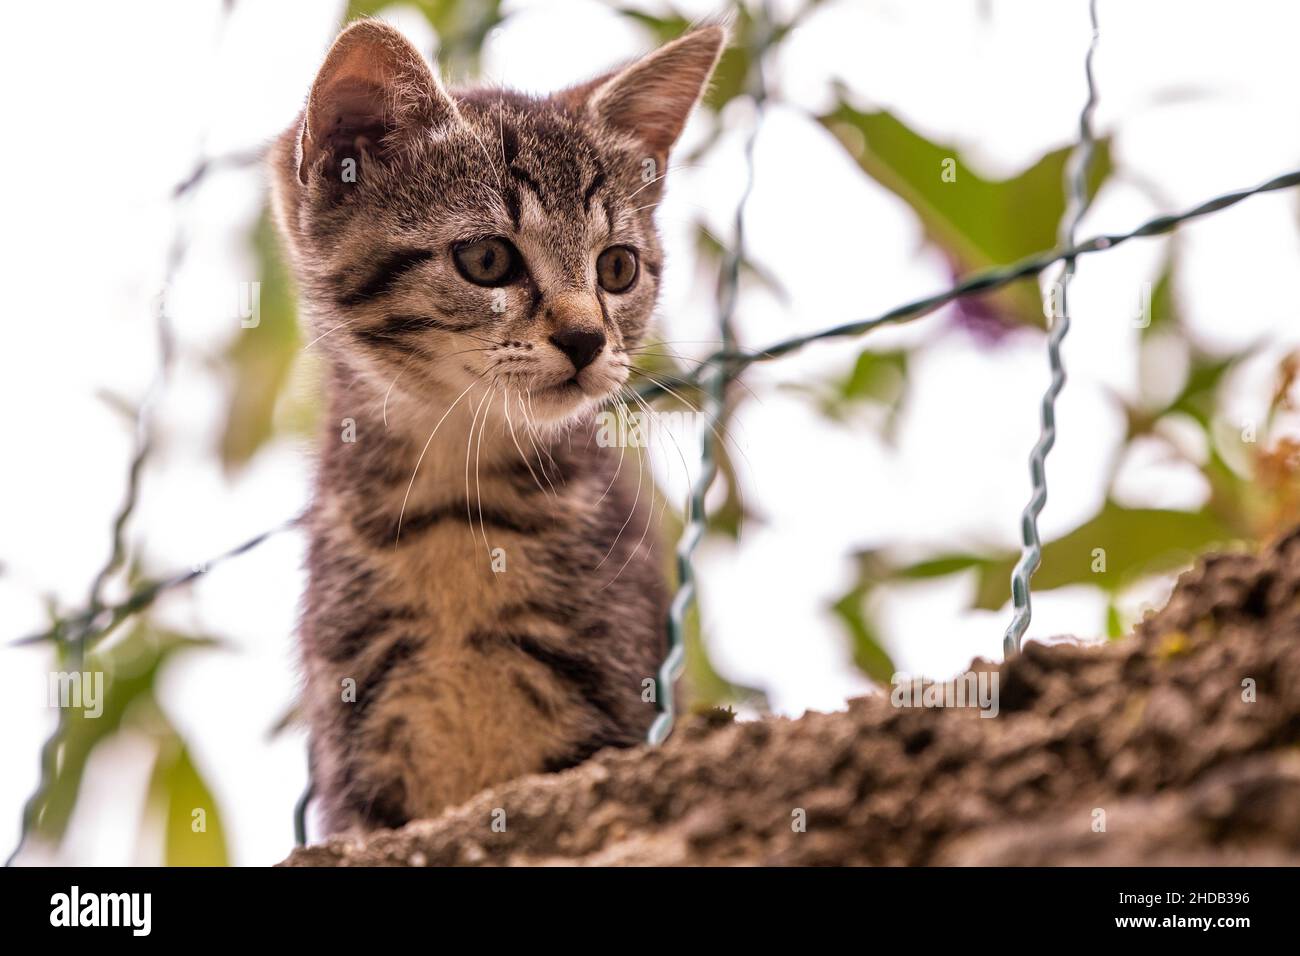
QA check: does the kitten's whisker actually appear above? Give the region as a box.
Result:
[621,381,744,549]
[621,343,722,364]
[521,390,561,496]
[503,387,553,500]
[466,121,505,191]
[625,163,700,201]
[625,368,754,518]
[620,361,762,405]
[598,391,674,594]
[447,327,501,347]
[619,349,705,363]
[593,413,645,573]
[625,338,729,348]
[592,401,630,509]
[464,383,495,567]
[625,367,757,456]
[497,98,509,170]
[395,374,484,545]
[473,384,500,573]
[625,384,693,494]
[620,385,694,524]
[304,320,353,350]
[382,351,422,428]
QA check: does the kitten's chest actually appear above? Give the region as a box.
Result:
[371,518,543,636]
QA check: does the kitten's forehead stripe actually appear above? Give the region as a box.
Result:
[473,100,628,235]
[582,170,606,212]
[507,166,547,211]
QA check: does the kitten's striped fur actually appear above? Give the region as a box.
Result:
[270,19,725,834]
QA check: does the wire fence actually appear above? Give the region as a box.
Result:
[1003,0,1102,657]
[9,1,1300,859]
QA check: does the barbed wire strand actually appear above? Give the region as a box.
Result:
[649,1,772,744]
[1003,0,1103,656]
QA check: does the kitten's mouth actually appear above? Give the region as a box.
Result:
[534,377,585,398]
[527,376,617,416]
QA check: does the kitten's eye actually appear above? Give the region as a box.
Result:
[453,237,521,287]
[596,246,638,294]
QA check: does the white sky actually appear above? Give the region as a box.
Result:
[2,0,1298,865]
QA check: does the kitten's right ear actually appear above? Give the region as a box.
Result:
[297,19,459,185]
[557,26,727,168]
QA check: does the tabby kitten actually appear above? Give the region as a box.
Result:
[270,18,725,834]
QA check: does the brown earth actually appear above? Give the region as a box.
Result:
[281,528,1300,866]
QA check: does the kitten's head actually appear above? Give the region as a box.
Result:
[272,19,725,426]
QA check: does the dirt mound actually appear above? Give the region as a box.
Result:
[282,528,1300,866]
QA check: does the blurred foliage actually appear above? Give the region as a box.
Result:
[221,212,305,470]
[821,103,1112,331]
[31,623,228,864]
[657,490,767,710]
[827,253,1300,664]
[695,226,787,305]
[812,82,1296,670]
[831,558,896,684]
[782,349,909,443]
[147,730,230,866]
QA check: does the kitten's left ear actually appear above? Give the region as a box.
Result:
[561,25,727,164]
[297,19,460,185]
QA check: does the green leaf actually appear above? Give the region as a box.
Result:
[1140,260,1176,337]
[148,733,230,867]
[705,435,752,540]
[1105,601,1124,640]
[895,554,986,580]
[819,104,1112,329]
[1169,348,1254,431]
[823,349,908,430]
[838,350,908,403]
[830,580,896,685]
[969,501,1238,611]
[1124,257,1258,437]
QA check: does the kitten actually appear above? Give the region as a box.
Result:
[269,18,725,834]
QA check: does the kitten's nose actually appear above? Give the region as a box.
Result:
[549,328,606,372]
